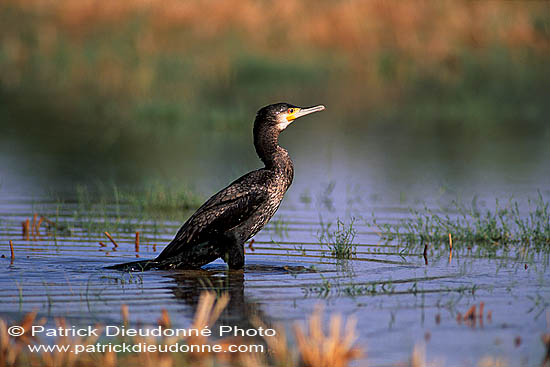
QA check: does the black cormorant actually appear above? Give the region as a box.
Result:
[108,103,325,271]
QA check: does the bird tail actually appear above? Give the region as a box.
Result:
[106,239,225,271]
[105,259,160,272]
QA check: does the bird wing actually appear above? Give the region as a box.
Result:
[156,171,269,260]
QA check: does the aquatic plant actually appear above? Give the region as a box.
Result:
[299,189,312,205]
[304,280,397,299]
[99,273,144,286]
[303,274,483,300]
[39,183,203,237]
[267,217,289,239]
[318,217,357,259]
[370,193,550,254]
[317,182,336,212]
[120,182,204,212]
[303,275,333,298]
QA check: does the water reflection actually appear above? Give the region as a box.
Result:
[2,125,550,202]
[165,265,286,344]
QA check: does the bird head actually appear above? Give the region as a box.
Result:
[256,103,326,132]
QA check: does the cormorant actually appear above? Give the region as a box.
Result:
[108,103,325,271]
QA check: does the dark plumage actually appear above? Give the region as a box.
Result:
[108,102,325,271]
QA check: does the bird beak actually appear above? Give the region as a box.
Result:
[287,105,326,121]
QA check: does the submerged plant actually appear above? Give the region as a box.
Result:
[268,217,289,239]
[318,217,357,259]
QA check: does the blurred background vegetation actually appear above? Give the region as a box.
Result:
[1,0,549,190]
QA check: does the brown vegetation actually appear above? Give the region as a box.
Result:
[1,0,548,95]
[4,0,548,56]
[294,306,361,367]
[0,292,362,367]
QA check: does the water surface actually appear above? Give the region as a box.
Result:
[1,128,549,366]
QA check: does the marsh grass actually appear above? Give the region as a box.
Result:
[46,183,202,236]
[318,218,357,259]
[120,182,203,212]
[74,182,202,214]
[370,193,550,255]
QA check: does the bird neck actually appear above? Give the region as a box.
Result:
[254,125,294,175]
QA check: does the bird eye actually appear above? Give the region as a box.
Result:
[288,108,295,114]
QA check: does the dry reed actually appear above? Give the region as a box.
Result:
[0,292,366,367]
[293,306,362,367]
[22,220,29,240]
[36,217,44,234]
[0,295,543,366]
[448,233,453,263]
[103,232,118,248]
[411,343,426,367]
[31,214,37,237]
[121,304,129,326]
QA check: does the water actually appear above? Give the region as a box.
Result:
[1,126,550,366]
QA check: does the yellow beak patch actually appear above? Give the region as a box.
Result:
[286,108,300,122]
